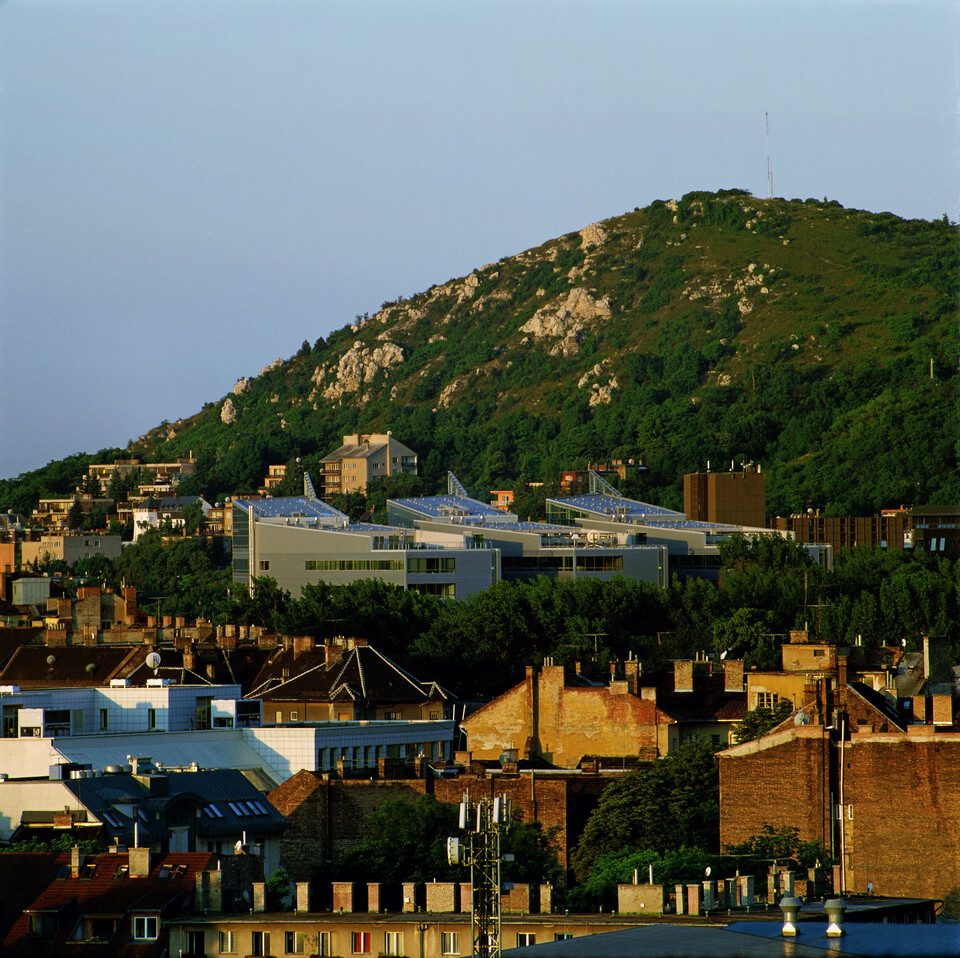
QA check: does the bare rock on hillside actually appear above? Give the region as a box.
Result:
[589,376,619,407]
[321,341,405,401]
[521,288,612,357]
[233,377,250,395]
[580,223,609,249]
[260,359,283,376]
[220,398,237,425]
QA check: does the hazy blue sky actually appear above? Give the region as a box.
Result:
[2,0,957,479]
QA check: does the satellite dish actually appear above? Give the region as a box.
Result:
[794,713,809,726]
[705,866,711,877]
[146,652,161,671]
[85,663,97,674]
[46,655,56,666]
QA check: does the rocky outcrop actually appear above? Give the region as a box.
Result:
[319,341,405,402]
[580,222,609,249]
[260,358,284,376]
[233,378,250,395]
[220,398,237,425]
[521,288,612,357]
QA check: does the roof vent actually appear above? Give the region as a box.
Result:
[780,896,801,936]
[824,898,846,937]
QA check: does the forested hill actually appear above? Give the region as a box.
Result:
[4,190,958,515]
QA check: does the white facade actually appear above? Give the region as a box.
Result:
[0,683,257,739]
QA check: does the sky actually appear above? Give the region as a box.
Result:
[1,0,957,480]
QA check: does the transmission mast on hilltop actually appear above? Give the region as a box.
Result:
[765,112,773,199]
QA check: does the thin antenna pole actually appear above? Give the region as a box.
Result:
[765,113,772,199]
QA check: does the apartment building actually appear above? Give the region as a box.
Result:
[321,433,418,499]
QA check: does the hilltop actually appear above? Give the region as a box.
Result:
[3,190,957,516]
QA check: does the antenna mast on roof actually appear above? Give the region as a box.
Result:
[765,112,773,199]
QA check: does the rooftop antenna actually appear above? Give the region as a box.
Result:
[765,112,773,199]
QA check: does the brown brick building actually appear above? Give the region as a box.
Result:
[461,659,746,767]
[768,512,907,551]
[683,465,766,528]
[720,635,960,903]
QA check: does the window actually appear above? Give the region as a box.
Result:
[276,710,283,723]
[316,932,332,955]
[441,932,460,954]
[429,711,439,720]
[286,930,308,953]
[383,931,404,955]
[555,933,574,941]
[133,916,158,940]
[148,708,156,730]
[289,711,298,721]
[100,709,109,731]
[28,913,57,937]
[219,930,237,953]
[252,931,271,956]
[352,931,371,953]
[408,556,456,574]
[259,560,270,571]
[756,692,779,710]
[516,933,536,947]
[384,711,401,720]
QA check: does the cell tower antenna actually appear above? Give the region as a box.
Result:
[765,112,773,199]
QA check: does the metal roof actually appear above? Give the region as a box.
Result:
[233,496,348,521]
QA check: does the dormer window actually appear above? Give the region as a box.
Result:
[132,915,158,940]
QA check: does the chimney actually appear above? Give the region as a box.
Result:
[674,660,694,693]
[325,643,343,665]
[296,882,311,912]
[129,846,151,877]
[71,845,84,877]
[724,659,744,692]
[293,635,314,659]
[624,659,640,694]
[252,882,266,913]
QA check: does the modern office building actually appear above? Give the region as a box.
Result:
[232,482,498,599]
[387,474,667,588]
[546,471,820,581]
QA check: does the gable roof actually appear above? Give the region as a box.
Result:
[247,643,453,706]
[0,645,145,689]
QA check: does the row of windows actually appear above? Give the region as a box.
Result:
[409,582,456,598]
[216,930,559,954]
[408,556,457,573]
[501,555,624,573]
[305,559,404,572]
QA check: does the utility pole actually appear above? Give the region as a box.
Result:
[448,793,512,958]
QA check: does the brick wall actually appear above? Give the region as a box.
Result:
[845,731,960,901]
[268,772,428,882]
[719,727,830,850]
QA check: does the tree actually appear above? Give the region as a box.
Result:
[335,796,459,885]
[732,700,793,744]
[725,824,825,871]
[67,497,85,531]
[570,740,720,882]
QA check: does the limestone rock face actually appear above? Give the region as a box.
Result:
[233,377,250,395]
[588,377,619,406]
[580,222,609,249]
[321,341,405,401]
[220,398,237,424]
[260,358,284,376]
[521,288,612,357]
